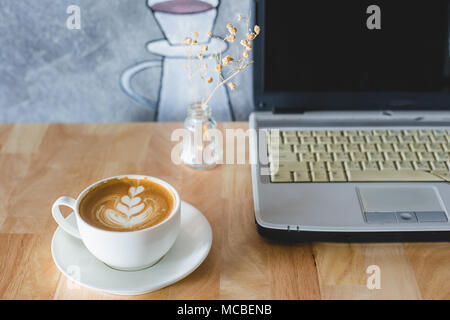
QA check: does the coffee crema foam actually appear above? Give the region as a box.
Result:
[79,178,174,232]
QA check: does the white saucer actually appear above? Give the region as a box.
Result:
[51,201,212,295]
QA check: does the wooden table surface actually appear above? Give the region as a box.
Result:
[0,122,449,300]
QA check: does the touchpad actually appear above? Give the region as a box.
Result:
[357,186,448,223]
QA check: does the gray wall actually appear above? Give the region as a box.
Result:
[0,0,254,122]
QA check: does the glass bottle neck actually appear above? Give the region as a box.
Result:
[188,103,211,119]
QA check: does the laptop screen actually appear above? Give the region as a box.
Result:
[256,0,450,110]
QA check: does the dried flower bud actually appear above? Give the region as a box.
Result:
[200,45,208,52]
[254,25,261,35]
[207,77,213,83]
[182,37,192,45]
[227,23,237,35]
[192,31,199,38]
[215,64,223,73]
[198,53,203,59]
[192,39,198,45]
[225,35,236,42]
[247,33,256,40]
[207,31,213,37]
[222,55,234,66]
[240,39,252,50]
[228,82,237,90]
[243,50,250,58]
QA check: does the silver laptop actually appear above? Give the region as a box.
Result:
[249,0,450,241]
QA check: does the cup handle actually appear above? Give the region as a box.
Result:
[119,60,162,110]
[52,196,81,239]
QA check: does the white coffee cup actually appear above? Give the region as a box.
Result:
[52,175,181,271]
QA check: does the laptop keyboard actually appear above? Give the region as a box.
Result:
[267,129,450,183]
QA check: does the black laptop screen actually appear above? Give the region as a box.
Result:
[263,0,450,93]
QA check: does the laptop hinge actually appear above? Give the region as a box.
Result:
[272,107,306,114]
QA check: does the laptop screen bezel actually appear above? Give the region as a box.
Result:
[253,0,450,112]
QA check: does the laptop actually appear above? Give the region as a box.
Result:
[249,0,450,241]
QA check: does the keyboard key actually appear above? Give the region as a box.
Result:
[329,170,347,182]
[346,170,443,182]
[327,144,344,152]
[365,136,382,144]
[271,162,307,172]
[410,143,427,152]
[299,152,313,161]
[351,152,367,161]
[300,136,315,144]
[315,152,332,161]
[293,144,309,153]
[343,130,358,136]
[426,143,443,152]
[382,135,398,143]
[333,152,351,161]
[435,152,449,161]
[311,171,329,182]
[310,144,326,152]
[412,161,431,171]
[349,136,365,144]
[333,136,348,144]
[269,153,298,162]
[343,161,362,171]
[378,143,393,152]
[400,135,414,143]
[367,152,383,161]
[271,172,292,183]
[393,143,410,152]
[379,161,396,170]
[384,151,401,161]
[414,135,430,143]
[312,130,326,136]
[268,144,292,153]
[297,130,312,136]
[360,144,377,152]
[361,161,379,171]
[343,144,360,152]
[282,131,298,137]
[326,130,341,137]
[432,135,446,143]
[308,162,327,171]
[400,152,417,161]
[293,171,311,182]
[417,152,434,161]
[283,136,299,144]
[326,161,344,171]
[429,161,448,170]
[395,161,413,170]
[316,136,333,144]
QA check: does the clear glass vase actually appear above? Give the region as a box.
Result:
[180,103,222,170]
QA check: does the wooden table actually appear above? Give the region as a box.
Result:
[0,123,449,300]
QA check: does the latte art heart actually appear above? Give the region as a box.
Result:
[79,178,174,232]
[129,186,144,197]
[121,195,142,209]
[116,202,145,217]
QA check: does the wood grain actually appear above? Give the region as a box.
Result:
[0,123,448,300]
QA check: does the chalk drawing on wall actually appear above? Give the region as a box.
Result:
[120,0,233,122]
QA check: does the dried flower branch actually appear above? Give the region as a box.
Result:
[182,13,261,110]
